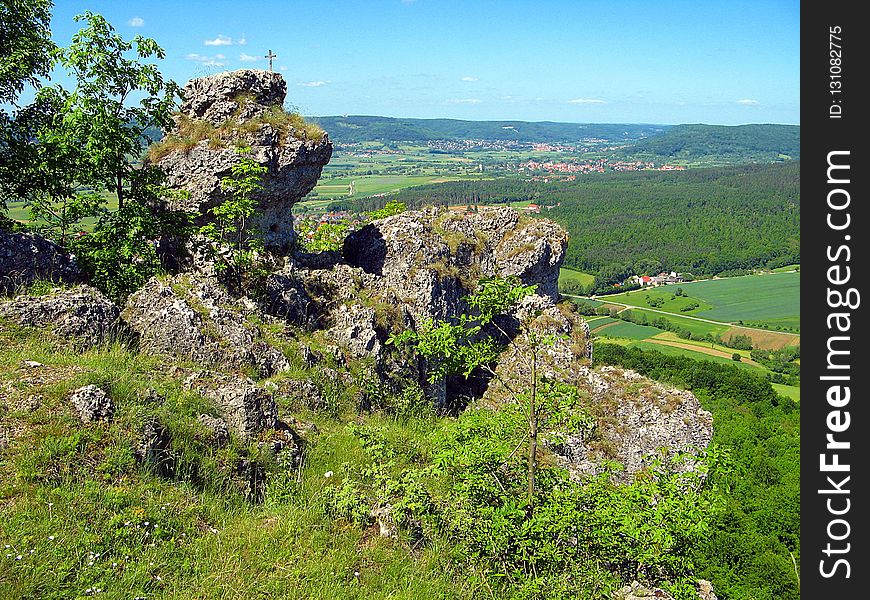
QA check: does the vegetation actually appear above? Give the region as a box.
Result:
[147,106,324,163]
[622,124,800,163]
[593,344,800,600]
[370,161,800,286]
[197,146,269,289]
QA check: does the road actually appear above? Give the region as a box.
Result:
[562,294,801,337]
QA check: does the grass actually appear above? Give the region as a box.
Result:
[148,107,325,163]
[591,321,660,340]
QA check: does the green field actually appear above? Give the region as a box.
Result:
[559,268,596,289]
[684,272,800,329]
[592,321,661,340]
[599,272,800,332]
[771,383,801,403]
[624,341,768,374]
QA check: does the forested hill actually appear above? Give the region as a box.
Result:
[351,161,800,280]
[310,115,669,144]
[622,124,800,162]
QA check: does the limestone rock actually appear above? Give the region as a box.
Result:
[343,206,567,323]
[184,371,277,441]
[122,274,290,377]
[327,303,381,360]
[179,69,288,126]
[70,385,113,422]
[614,581,674,600]
[197,414,230,447]
[0,230,80,293]
[0,285,120,348]
[135,418,174,476]
[697,580,718,600]
[550,365,713,483]
[154,69,332,251]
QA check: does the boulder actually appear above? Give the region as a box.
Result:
[184,371,277,441]
[197,414,230,447]
[153,69,332,251]
[69,385,113,422]
[122,274,290,377]
[0,285,120,348]
[0,230,80,293]
[614,581,674,600]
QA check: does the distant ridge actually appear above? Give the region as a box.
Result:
[626,123,800,161]
[309,115,670,144]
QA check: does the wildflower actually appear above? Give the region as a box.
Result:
[48,536,55,541]
[324,471,334,478]
[16,555,22,560]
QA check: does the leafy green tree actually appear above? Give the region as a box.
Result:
[390,275,568,507]
[0,0,57,214]
[0,0,55,105]
[52,11,181,210]
[198,146,268,286]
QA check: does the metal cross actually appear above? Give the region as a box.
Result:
[265,50,277,71]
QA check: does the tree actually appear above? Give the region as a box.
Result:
[0,0,56,105]
[0,0,57,213]
[198,146,268,288]
[52,11,181,210]
[389,276,561,507]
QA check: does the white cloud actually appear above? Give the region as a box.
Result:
[185,53,226,67]
[568,98,606,104]
[300,80,328,87]
[239,53,260,62]
[461,76,478,82]
[737,98,760,105]
[204,35,233,46]
[238,36,247,46]
[447,98,482,104]
[128,17,144,27]
[279,66,288,72]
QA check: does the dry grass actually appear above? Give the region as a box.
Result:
[148,106,325,163]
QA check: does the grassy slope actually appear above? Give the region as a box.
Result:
[0,323,473,600]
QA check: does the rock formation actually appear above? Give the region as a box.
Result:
[0,285,120,348]
[152,69,332,251]
[122,274,291,377]
[343,206,567,323]
[0,229,80,293]
[70,385,114,422]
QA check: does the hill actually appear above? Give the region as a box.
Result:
[310,115,669,144]
[622,124,800,163]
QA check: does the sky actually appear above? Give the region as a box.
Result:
[43,0,800,125]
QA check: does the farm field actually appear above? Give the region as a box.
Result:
[559,268,596,289]
[596,271,800,333]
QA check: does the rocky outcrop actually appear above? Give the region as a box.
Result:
[122,274,290,377]
[480,298,710,482]
[343,206,567,323]
[183,371,278,441]
[154,69,332,250]
[70,385,114,422]
[0,286,120,348]
[0,230,80,293]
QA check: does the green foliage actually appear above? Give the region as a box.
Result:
[71,187,193,302]
[593,343,800,600]
[27,191,102,246]
[53,11,181,209]
[198,146,268,287]
[0,0,56,105]
[296,220,350,253]
[388,276,537,382]
[366,199,406,220]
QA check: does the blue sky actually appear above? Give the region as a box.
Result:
[46,0,800,125]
